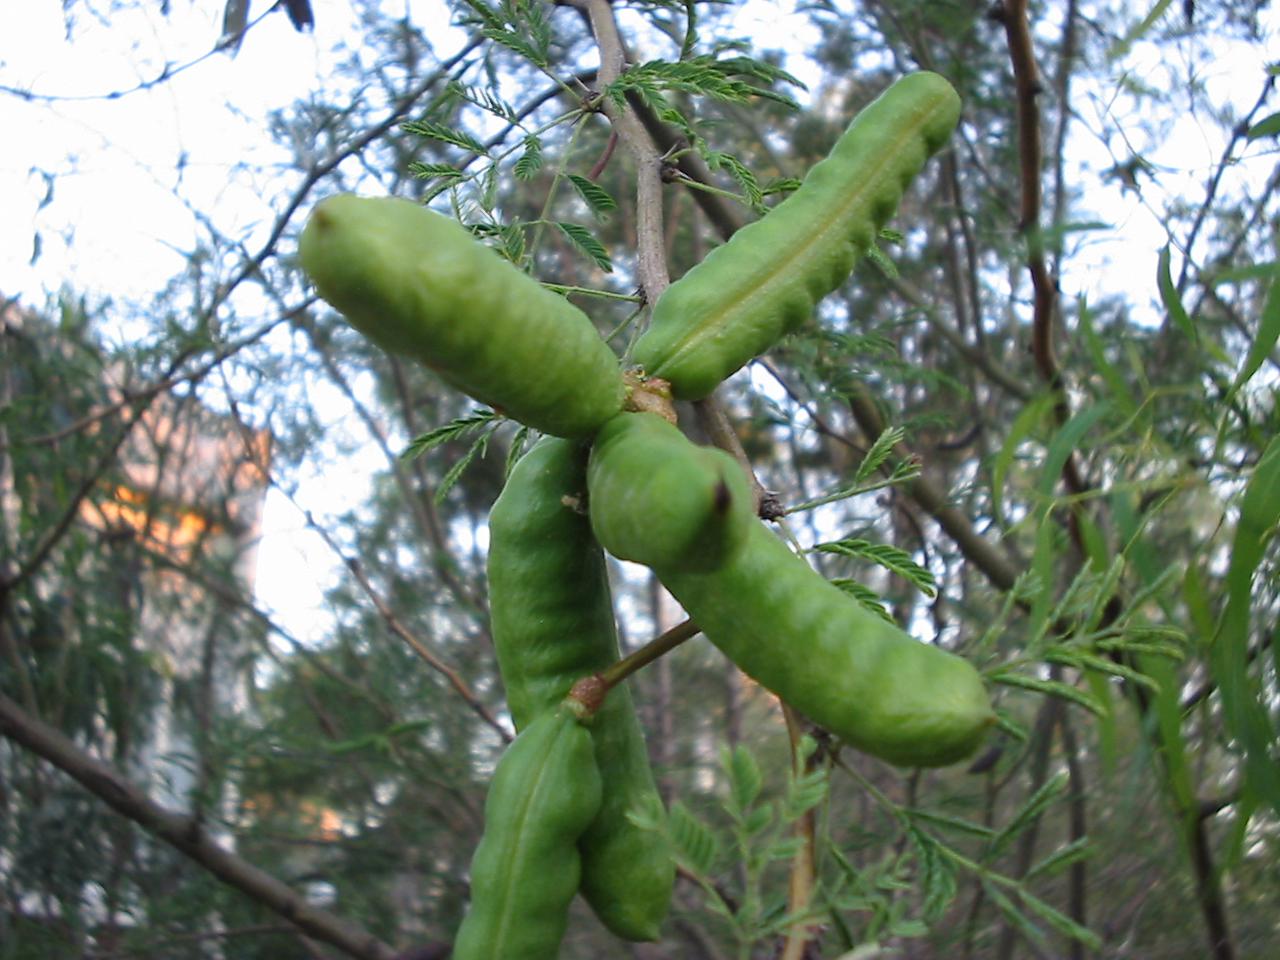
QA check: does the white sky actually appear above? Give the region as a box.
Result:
[2,1,1276,644]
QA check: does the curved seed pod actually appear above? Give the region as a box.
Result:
[658,520,995,767]
[452,707,601,960]
[634,72,962,399]
[488,438,674,941]
[587,412,754,572]
[299,194,626,438]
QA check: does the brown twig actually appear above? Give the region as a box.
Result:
[1000,0,1087,500]
[588,128,619,180]
[0,692,399,960]
[780,705,820,960]
[574,0,670,301]
[599,618,700,690]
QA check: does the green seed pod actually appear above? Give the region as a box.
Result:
[299,193,626,437]
[488,438,674,941]
[634,72,961,399]
[587,412,754,572]
[658,520,995,767]
[452,707,601,960]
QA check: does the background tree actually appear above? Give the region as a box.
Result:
[2,1,1278,958]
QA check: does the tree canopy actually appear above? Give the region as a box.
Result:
[2,2,1279,958]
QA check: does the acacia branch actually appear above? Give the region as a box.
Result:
[0,692,398,960]
[576,0,670,301]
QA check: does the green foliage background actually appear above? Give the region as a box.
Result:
[2,1,1279,958]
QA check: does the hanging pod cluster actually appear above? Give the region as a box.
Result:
[299,70,993,956]
[486,438,674,944]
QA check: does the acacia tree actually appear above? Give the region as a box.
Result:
[2,1,1279,958]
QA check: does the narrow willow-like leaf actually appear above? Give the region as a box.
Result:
[1226,259,1280,404]
[1093,637,1185,661]
[1247,112,1280,140]
[984,882,1048,952]
[1037,402,1111,499]
[556,221,613,272]
[1078,296,1138,417]
[991,392,1054,526]
[1026,837,1093,881]
[1108,0,1175,59]
[1215,434,1280,815]
[906,808,995,839]
[1157,245,1197,342]
[994,709,1028,742]
[1047,648,1159,692]
[1017,885,1102,948]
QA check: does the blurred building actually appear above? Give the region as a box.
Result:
[1,295,273,951]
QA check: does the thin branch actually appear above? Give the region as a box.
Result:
[0,691,399,960]
[302,510,512,744]
[887,275,1032,402]
[209,35,485,337]
[1175,78,1276,293]
[575,0,670,300]
[1048,0,1080,284]
[1001,0,1088,500]
[306,330,487,617]
[846,386,1022,593]
[599,618,699,690]
[0,6,278,103]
